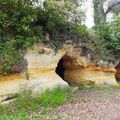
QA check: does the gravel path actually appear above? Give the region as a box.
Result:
[43,87,120,120]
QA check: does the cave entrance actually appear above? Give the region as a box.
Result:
[115,63,120,84]
[55,57,65,80]
[55,55,74,85]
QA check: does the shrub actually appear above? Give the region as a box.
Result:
[0,0,43,74]
[108,15,120,57]
[95,15,120,61]
[72,24,88,37]
[0,40,26,74]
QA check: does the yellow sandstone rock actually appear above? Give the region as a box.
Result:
[62,47,117,85]
[0,43,118,102]
[0,43,68,102]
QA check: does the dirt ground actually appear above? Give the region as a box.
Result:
[41,86,120,120]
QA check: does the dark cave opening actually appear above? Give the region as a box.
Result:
[55,57,65,80]
[115,63,120,83]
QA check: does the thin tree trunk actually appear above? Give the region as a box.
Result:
[93,0,106,27]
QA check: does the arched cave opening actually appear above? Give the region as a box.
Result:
[55,57,65,80]
[115,63,120,83]
[55,55,74,85]
[55,55,76,85]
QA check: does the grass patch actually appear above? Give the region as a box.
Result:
[0,112,29,120]
[0,87,71,120]
[36,87,72,107]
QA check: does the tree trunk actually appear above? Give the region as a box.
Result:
[93,0,106,27]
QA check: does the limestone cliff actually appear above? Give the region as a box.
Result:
[62,44,117,85]
[0,43,118,103]
[0,43,68,103]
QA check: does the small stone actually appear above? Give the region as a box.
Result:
[72,87,79,93]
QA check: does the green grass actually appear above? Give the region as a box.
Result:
[0,112,29,120]
[0,87,71,120]
[36,87,71,107]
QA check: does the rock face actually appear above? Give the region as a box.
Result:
[61,45,118,85]
[64,65,117,85]
[0,74,27,102]
[0,43,118,103]
[24,44,68,95]
[0,44,68,102]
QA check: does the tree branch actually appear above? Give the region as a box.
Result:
[106,1,120,15]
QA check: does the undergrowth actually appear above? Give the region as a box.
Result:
[0,87,72,120]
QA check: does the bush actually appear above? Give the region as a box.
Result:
[95,16,120,60]
[72,24,88,37]
[109,15,120,57]
[0,40,27,74]
[0,0,43,74]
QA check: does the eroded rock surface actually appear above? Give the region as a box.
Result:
[55,43,117,85]
[0,43,118,103]
[63,53,117,85]
[0,74,27,103]
[0,44,68,102]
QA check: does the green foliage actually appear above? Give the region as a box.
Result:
[108,15,120,55]
[0,0,43,74]
[96,15,120,60]
[0,40,25,74]
[96,22,110,39]
[0,112,29,120]
[72,25,87,37]
[43,0,68,30]
[43,0,84,30]
[0,0,43,45]
[36,87,71,107]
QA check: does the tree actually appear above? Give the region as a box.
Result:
[68,0,85,25]
[93,0,120,26]
[107,0,120,15]
[93,0,106,26]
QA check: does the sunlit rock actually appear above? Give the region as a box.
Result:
[24,43,68,95]
[62,45,118,85]
[0,43,118,103]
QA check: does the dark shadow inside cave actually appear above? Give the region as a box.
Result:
[55,57,65,80]
[115,63,120,83]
